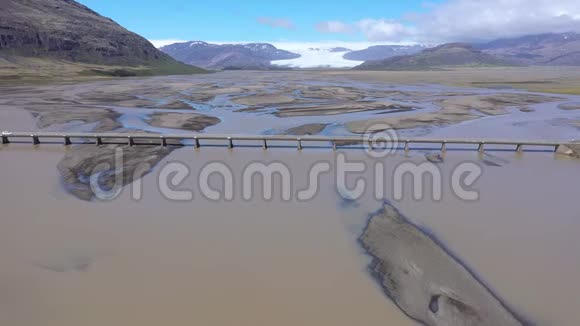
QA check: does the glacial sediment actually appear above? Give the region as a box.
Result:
[359,202,524,326]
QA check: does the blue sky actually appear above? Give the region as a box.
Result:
[77,0,437,42]
[78,0,580,47]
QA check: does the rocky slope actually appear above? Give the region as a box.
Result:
[355,43,512,70]
[160,41,300,69]
[0,0,203,75]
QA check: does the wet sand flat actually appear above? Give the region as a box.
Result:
[346,93,563,134]
[1,70,575,139]
[320,66,580,95]
[146,112,221,131]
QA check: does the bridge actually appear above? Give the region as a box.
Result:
[1,131,576,153]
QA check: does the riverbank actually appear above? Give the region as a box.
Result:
[0,55,209,86]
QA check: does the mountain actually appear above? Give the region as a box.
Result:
[329,47,352,53]
[478,32,580,65]
[343,45,428,61]
[0,0,204,77]
[160,41,300,69]
[355,43,513,70]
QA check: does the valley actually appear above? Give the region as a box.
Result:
[3,0,580,325]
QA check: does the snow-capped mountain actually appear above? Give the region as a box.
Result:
[160,41,300,69]
[160,40,435,69]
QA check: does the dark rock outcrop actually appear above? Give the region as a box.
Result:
[0,0,202,72]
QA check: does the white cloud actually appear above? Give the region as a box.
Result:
[316,21,354,34]
[315,0,580,43]
[153,0,580,49]
[410,0,580,42]
[356,19,413,42]
[257,17,295,29]
[149,39,187,48]
[311,19,415,43]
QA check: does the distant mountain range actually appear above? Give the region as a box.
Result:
[0,0,203,77]
[477,33,580,66]
[160,33,580,70]
[354,43,513,70]
[354,33,580,70]
[160,41,300,69]
[3,1,580,77]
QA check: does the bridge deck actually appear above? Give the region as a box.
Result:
[1,131,576,153]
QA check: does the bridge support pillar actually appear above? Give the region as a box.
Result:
[64,136,71,146]
[32,135,40,145]
[96,137,102,146]
[161,137,167,147]
[478,142,485,153]
[1,135,9,144]
[404,141,410,152]
[441,142,447,153]
[297,138,303,150]
[194,137,200,148]
[332,142,337,151]
[516,144,523,153]
[128,137,134,146]
[227,137,234,149]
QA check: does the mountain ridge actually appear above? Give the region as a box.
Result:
[354,43,514,70]
[160,41,300,70]
[477,32,580,66]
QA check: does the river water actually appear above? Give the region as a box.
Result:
[1,72,580,325]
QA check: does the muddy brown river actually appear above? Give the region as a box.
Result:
[1,71,580,325]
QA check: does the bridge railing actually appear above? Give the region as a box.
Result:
[1,131,575,153]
